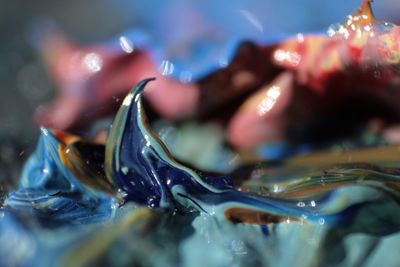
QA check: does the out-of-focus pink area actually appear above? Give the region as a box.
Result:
[34,0,400,149]
[34,29,199,130]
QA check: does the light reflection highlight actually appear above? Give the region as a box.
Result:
[239,9,263,33]
[257,85,282,116]
[83,53,103,73]
[159,60,174,76]
[273,49,301,66]
[119,36,134,53]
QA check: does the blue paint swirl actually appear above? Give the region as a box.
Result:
[1,79,400,267]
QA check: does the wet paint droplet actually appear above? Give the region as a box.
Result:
[297,201,306,207]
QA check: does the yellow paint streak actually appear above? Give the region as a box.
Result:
[61,208,154,267]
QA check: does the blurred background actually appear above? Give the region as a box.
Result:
[0,0,398,190]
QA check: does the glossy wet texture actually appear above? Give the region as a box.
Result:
[1,79,399,266]
[2,1,400,266]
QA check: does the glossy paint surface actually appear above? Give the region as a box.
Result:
[1,80,399,266]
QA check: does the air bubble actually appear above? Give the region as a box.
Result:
[297,201,305,207]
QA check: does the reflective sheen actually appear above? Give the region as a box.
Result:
[119,36,134,53]
[83,52,103,73]
[2,1,400,266]
[257,85,281,116]
[1,79,400,266]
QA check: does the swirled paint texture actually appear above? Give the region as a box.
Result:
[1,79,399,267]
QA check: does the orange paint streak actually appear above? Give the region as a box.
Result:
[224,207,299,224]
[53,129,80,145]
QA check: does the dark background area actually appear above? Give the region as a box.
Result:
[0,1,148,189]
[0,1,143,190]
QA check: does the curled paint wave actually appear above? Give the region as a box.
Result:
[1,79,400,266]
